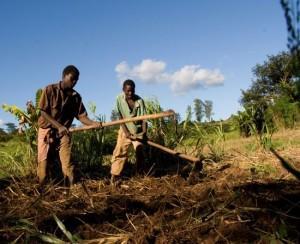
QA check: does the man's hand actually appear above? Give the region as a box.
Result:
[129,134,137,140]
[58,126,69,137]
[125,131,132,139]
[92,121,102,128]
[124,131,137,140]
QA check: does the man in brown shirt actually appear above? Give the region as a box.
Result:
[37,65,100,188]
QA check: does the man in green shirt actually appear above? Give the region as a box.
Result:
[110,79,147,184]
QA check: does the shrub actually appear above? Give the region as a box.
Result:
[270,96,300,128]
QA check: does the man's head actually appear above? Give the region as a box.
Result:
[62,65,80,90]
[123,79,135,99]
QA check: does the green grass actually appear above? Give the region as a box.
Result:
[1,124,300,180]
[270,139,285,150]
[224,130,240,140]
[0,137,36,178]
[269,132,300,150]
[288,137,300,146]
[250,162,277,177]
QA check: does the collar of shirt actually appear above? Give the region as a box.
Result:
[121,92,140,115]
[57,81,78,96]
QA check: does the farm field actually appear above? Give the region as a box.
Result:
[1,1,300,243]
[0,128,299,243]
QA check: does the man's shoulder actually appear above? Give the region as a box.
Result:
[134,94,144,102]
[71,88,81,98]
[44,82,59,91]
[116,93,124,101]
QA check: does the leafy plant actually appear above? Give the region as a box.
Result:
[2,89,42,149]
[71,103,108,174]
[145,98,178,148]
[207,122,226,161]
[233,105,276,150]
[0,90,42,178]
[53,214,81,243]
[176,118,227,162]
[270,96,300,128]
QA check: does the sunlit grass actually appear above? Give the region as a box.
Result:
[0,137,36,178]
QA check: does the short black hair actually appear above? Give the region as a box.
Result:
[62,65,80,78]
[123,79,135,89]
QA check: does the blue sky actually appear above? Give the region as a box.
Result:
[0,0,287,128]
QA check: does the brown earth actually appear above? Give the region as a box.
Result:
[0,146,300,243]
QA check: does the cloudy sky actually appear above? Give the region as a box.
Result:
[0,0,287,127]
[115,59,224,94]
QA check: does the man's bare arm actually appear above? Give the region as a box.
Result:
[79,115,101,127]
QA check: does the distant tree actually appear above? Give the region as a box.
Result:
[193,98,204,122]
[0,128,5,135]
[0,127,10,142]
[241,52,299,107]
[239,52,300,130]
[175,113,181,123]
[110,108,119,121]
[5,122,17,134]
[204,100,213,121]
[185,105,192,123]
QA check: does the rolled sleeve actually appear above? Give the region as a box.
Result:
[76,96,87,119]
[39,88,49,112]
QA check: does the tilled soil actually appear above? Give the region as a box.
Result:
[0,152,300,243]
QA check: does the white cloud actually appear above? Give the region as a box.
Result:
[115,59,224,94]
[132,59,166,82]
[0,119,4,127]
[115,61,130,77]
[170,65,224,94]
[116,59,167,83]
